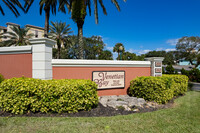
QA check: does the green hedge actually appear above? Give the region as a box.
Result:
[0,77,98,114]
[0,74,4,83]
[163,75,188,96]
[129,75,188,104]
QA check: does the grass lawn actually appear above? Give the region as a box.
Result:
[0,91,199,133]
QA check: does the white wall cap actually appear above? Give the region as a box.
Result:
[52,59,151,67]
[29,38,56,46]
[145,57,164,61]
[0,46,32,54]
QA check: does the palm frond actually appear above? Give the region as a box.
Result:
[98,0,107,15]
[24,0,34,13]
[0,5,5,15]
[111,0,120,11]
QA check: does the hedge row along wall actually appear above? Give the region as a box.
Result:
[129,75,188,104]
[0,77,98,114]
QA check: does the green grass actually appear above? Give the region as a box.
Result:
[0,91,199,133]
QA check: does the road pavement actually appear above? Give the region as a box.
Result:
[190,82,200,91]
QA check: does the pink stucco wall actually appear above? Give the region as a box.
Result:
[0,54,32,79]
[53,67,151,96]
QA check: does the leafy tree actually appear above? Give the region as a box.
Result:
[145,50,177,65]
[53,35,108,60]
[176,36,200,67]
[0,25,34,46]
[165,65,175,74]
[137,54,145,61]
[98,50,113,60]
[120,51,135,60]
[0,0,25,17]
[113,43,125,60]
[145,50,166,58]
[48,21,73,59]
[84,36,105,59]
[65,0,126,59]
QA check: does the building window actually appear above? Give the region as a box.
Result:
[35,30,38,38]
[3,29,7,33]
[3,29,7,39]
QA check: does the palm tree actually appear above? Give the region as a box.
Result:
[64,0,126,59]
[0,0,25,17]
[113,43,125,60]
[25,0,67,37]
[39,0,58,37]
[0,26,34,47]
[48,21,73,59]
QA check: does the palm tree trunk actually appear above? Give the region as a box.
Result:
[57,40,61,59]
[44,7,50,38]
[78,23,84,59]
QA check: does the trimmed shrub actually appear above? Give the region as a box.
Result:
[0,74,4,83]
[129,75,188,104]
[0,77,98,114]
[163,75,188,96]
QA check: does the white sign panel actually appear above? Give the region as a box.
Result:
[92,71,125,89]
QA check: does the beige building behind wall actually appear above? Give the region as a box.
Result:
[0,22,44,43]
[26,24,44,39]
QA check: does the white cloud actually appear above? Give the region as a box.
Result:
[127,48,176,55]
[156,48,163,51]
[166,38,179,46]
[165,48,176,52]
[113,52,118,60]
[138,50,151,54]
[128,49,135,53]
[127,49,151,55]
[140,45,144,48]
[106,46,113,51]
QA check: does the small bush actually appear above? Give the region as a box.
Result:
[0,74,4,83]
[0,77,98,114]
[181,68,200,83]
[129,75,188,104]
[163,75,188,96]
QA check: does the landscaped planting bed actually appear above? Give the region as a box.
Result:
[0,74,189,117]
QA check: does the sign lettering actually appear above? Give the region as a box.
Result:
[92,71,125,89]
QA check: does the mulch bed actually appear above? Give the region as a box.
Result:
[0,96,181,117]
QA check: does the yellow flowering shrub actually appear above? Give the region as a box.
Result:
[129,75,188,104]
[0,77,98,114]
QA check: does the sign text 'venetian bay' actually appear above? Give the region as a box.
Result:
[92,71,125,89]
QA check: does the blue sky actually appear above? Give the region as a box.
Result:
[1,0,200,57]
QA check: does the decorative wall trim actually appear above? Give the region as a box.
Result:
[0,46,32,54]
[52,59,151,67]
[29,38,56,46]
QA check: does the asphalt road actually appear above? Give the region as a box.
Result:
[190,82,200,91]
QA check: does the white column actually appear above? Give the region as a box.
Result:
[30,38,56,80]
[145,57,164,77]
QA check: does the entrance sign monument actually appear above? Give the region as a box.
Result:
[93,71,125,89]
